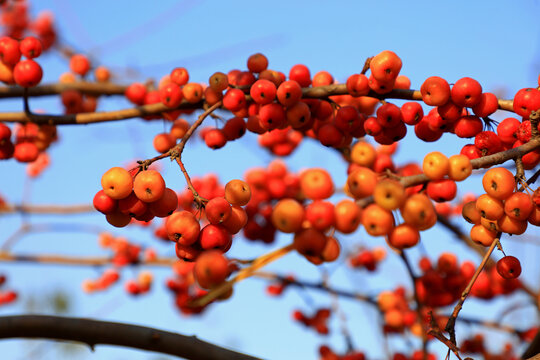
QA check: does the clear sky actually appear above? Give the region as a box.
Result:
[0,1,539,359]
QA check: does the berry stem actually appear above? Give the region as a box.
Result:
[444,234,501,347]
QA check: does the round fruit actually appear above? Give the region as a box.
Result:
[101,167,133,200]
[496,256,522,279]
[133,170,166,202]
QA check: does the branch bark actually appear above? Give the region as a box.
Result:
[0,203,95,215]
[0,84,515,125]
[0,82,127,98]
[0,315,261,360]
[0,252,176,267]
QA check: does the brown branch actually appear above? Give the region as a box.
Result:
[0,82,127,98]
[191,243,295,307]
[134,101,222,206]
[400,251,429,360]
[172,101,223,206]
[0,315,261,360]
[427,311,462,360]
[522,329,540,359]
[0,100,202,125]
[252,271,377,305]
[0,252,176,267]
[444,235,501,345]
[0,203,95,215]
[453,315,523,335]
[301,84,514,111]
[357,138,540,208]
[0,84,516,125]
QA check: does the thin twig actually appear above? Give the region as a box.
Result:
[400,251,429,360]
[444,235,501,345]
[191,244,295,307]
[252,271,377,304]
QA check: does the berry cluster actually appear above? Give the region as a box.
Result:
[415,253,475,307]
[0,35,43,87]
[0,1,56,49]
[98,232,141,266]
[169,178,251,261]
[95,168,178,227]
[464,167,538,248]
[348,246,386,271]
[293,308,332,335]
[0,121,57,165]
[166,260,219,315]
[377,288,418,333]
[242,160,300,244]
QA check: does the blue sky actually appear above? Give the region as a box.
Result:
[0,1,539,359]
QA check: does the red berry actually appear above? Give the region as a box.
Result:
[69,54,91,76]
[451,77,483,107]
[125,83,147,105]
[19,36,42,58]
[289,64,311,87]
[513,88,540,119]
[0,36,21,66]
[13,59,43,87]
[496,256,522,279]
[204,129,227,149]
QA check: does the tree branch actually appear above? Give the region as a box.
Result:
[0,82,127,98]
[400,251,429,360]
[357,138,540,208]
[252,271,377,305]
[0,84,515,125]
[0,252,176,267]
[444,236,501,345]
[0,203,95,215]
[0,315,261,360]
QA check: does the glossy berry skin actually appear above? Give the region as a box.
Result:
[496,256,522,279]
[401,102,423,125]
[204,129,227,149]
[289,64,311,87]
[250,79,276,105]
[199,224,232,251]
[170,67,189,86]
[420,76,450,106]
[223,88,246,112]
[247,53,268,73]
[513,88,540,119]
[258,103,286,131]
[497,117,520,145]
[159,83,183,108]
[0,36,21,66]
[13,59,43,87]
[346,74,370,97]
[19,36,43,58]
[93,189,117,214]
[451,77,482,108]
[277,80,302,106]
